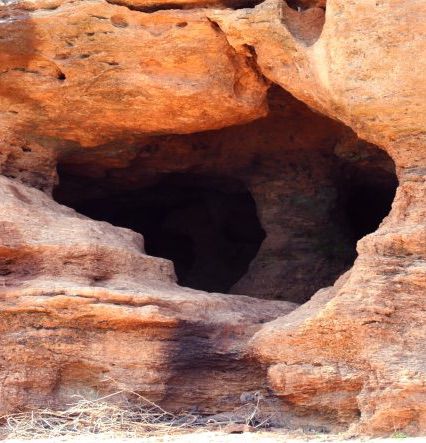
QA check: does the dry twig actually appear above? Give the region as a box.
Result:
[0,388,274,440]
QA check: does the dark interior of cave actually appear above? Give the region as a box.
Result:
[53,88,398,301]
[336,155,398,243]
[54,159,397,297]
[54,174,266,293]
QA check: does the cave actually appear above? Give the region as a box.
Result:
[54,173,265,293]
[53,88,397,302]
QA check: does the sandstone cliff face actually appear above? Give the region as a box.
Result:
[0,173,295,415]
[0,0,425,437]
[0,0,268,146]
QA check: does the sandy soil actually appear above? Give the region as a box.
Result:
[3,431,425,443]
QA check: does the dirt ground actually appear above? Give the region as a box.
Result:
[3,431,425,443]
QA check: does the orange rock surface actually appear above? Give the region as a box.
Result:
[0,0,425,436]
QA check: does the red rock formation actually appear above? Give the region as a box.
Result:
[0,0,268,146]
[0,0,424,436]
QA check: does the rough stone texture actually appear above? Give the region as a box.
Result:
[209,0,426,166]
[54,88,371,303]
[0,0,425,437]
[0,0,268,147]
[0,173,297,416]
[252,172,426,433]
[0,135,58,192]
[206,0,426,434]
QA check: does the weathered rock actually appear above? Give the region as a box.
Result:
[0,135,57,192]
[54,87,369,303]
[206,0,426,434]
[251,172,426,433]
[208,0,426,166]
[0,0,268,147]
[0,173,297,415]
[0,0,425,437]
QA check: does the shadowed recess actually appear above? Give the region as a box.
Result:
[53,88,397,302]
[54,174,266,293]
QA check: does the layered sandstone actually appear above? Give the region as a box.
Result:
[0,0,267,146]
[0,0,425,437]
[0,171,296,415]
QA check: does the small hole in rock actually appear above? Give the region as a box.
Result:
[111,15,129,28]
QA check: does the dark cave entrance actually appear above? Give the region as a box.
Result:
[53,89,398,301]
[53,151,397,299]
[54,173,266,293]
[337,160,397,243]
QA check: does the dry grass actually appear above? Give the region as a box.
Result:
[0,391,197,440]
[0,390,271,440]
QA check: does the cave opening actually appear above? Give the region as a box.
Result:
[53,88,397,302]
[337,156,398,243]
[54,173,266,293]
